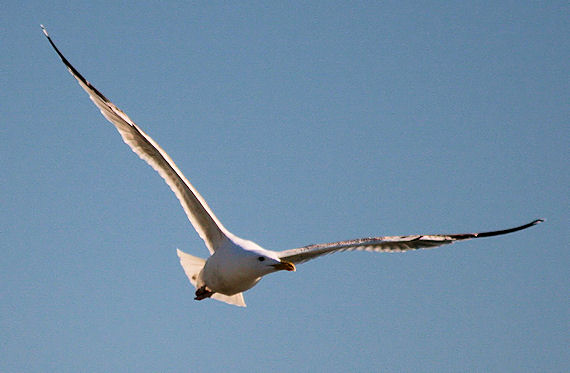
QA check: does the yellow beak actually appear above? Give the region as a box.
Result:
[271,260,296,272]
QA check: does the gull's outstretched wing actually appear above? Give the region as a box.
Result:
[42,26,230,253]
[278,219,543,264]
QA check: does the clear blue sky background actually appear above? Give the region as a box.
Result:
[2,2,568,372]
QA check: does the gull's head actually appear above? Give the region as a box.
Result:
[235,238,296,275]
[253,253,296,275]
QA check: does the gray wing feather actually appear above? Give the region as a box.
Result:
[279,219,543,264]
[43,26,229,253]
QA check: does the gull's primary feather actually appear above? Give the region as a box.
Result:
[42,25,231,254]
[278,219,544,264]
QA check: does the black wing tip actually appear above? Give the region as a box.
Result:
[41,24,51,39]
[41,25,113,104]
[474,218,545,239]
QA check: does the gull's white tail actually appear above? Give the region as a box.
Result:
[176,249,246,307]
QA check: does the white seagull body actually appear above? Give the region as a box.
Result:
[43,26,543,307]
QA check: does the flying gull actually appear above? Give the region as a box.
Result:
[42,26,543,307]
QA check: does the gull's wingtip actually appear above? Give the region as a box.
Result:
[40,24,48,37]
[532,218,545,225]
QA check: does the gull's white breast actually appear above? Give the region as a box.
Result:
[200,249,263,295]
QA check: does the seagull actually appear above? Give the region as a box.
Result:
[42,26,543,307]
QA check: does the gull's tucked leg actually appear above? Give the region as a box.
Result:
[195,286,215,300]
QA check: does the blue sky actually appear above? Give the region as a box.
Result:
[2,1,568,372]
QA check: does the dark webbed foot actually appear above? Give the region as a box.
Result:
[195,286,215,300]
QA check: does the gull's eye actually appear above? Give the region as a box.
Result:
[257,256,265,262]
